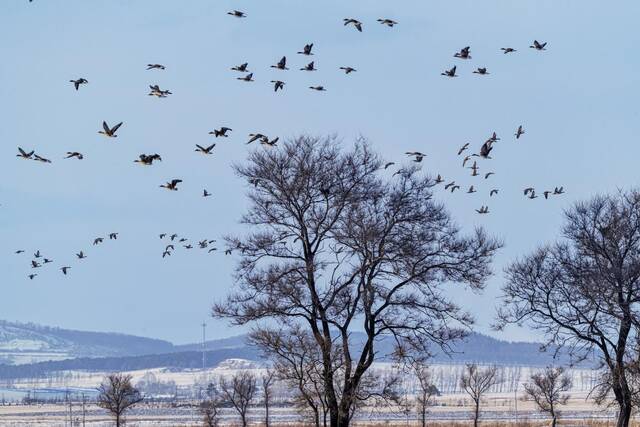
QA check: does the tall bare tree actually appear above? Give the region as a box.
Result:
[96,373,143,427]
[523,367,572,427]
[213,136,501,427]
[460,364,497,427]
[497,190,640,427]
[261,368,277,427]
[219,371,257,427]
[201,381,223,427]
[413,363,439,427]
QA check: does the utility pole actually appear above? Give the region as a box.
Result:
[201,321,207,371]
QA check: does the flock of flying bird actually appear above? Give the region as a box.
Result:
[13,6,563,280]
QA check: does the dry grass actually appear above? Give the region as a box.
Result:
[352,421,640,427]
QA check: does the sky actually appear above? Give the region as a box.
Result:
[1,0,639,346]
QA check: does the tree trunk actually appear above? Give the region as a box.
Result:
[264,395,269,427]
[551,415,557,427]
[421,404,427,427]
[616,400,632,427]
[473,400,480,427]
[115,412,121,427]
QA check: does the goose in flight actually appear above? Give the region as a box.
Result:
[228,10,246,18]
[76,251,86,259]
[31,260,41,269]
[484,172,495,179]
[148,85,172,97]
[270,80,285,92]
[441,66,457,77]
[384,162,395,169]
[343,18,363,32]
[109,233,118,240]
[209,127,232,137]
[435,174,444,184]
[15,250,25,254]
[309,86,326,91]
[134,153,162,165]
[339,66,357,74]
[524,187,535,196]
[160,179,182,191]
[93,238,103,245]
[146,64,165,70]
[543,190,552,199]
[261,137,279,147]
[530,40,547,50]
[237,73,254,82]
[170,234,178,241]
[99,121,123,138]
[203,189,212,197]
[162,250,171,258]
[501,47,516,54]
[28,274,37,280]
[405,151,425,162]
[43,258,53,264]
[528,190,538,199]
[65,152,83,160]
[195,143,216,154]
[16,147,34,159]
[444,181,456,190]
[490,189,499,197]
[377,18,398,27]
[247,133,267,144]
[454,46,471,59]
[487,132,500,143]
[69,78,88,90]
[300,61,316,71]
[515,125,525,139]
[159,234,166,239]
[298,43,314,55]
[458,143,469,155]
[553,186,565,195]
[467,185,476,193]
[34,250,42,258]
[479,141,493,159]
[468,161,479,176]
[271,56,288,70]
[473,67,489,75]
[476,206,489,214]
[60,266,71,275]
[450,185,461,193]
[33,154,52,163]
[231,63,249,72]
[462,155,471,167]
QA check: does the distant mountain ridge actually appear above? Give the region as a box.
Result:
[0,320,174,365]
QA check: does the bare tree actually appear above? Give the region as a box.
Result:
[460,364,497,427]
[213,136,501,427]
[219,371,257,427]
[497,190,640,427]
[413,363,439,427]
[523,367,572,427]
[200,381,223,427]
[96,373,144,427]
[261,368,277,427]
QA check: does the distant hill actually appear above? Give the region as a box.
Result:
[0,320,174,365]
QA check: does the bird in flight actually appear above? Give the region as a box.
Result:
[16,147,34,159]
[479,140,493,159]
[261,137,279,147]
[146,64,165,70]
[515,125,525,139]
[148,85,172,98]
[247,133,266,144]
[209,127,232,138]
[237,73,254,82]
[405,151,425,162]
[476,206,489,214]
[490,189,499,197]
[309,86,326,91]
[530,40,547,50]
[134,154,162,165]
[203,189,212,198]
[441,66,457,77]
[298,43,314,55]
[195,144,216,155]
[343,18,363,32]
[34,250,42,258]
[435,174,444,184]
[93,238,103,245]
[467,185,477,194]
[553,186,565,195]
[65,152,84,160]
[15,250,25,254]
[98,121,123,138]
[231,63,249,72]
[69,78,88,90]
[227,10,246,18]
[339,66,357,74]
[384,162,395,169]
[270,80,285,92]
[501,47,516,54]
[377,18,398,27]
[271,56,288,70]
[76,251,87,259]
[458,143,469,155]
[160,179,182,191]
[473,67,489,75]
[33,154,52,163]
[61,266,71,275]
[300,62,316,72]
[28,274,37,280]
[109,233,118,239]
[484,172,495,179]
[454,46,471,59]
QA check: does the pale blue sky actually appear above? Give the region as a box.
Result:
[1,1,638,345]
